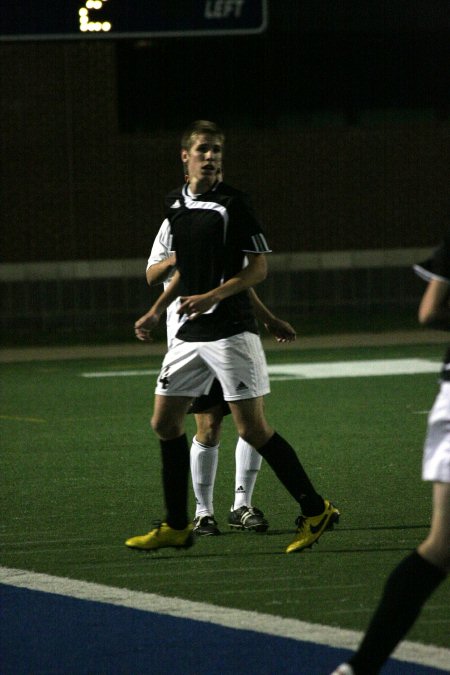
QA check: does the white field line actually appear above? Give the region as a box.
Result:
[81,358,441,380]
[1,566,449,671]
[82,368,160,377]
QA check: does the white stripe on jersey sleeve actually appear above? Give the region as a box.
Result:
[413,264,450,285]
[243,233,272,253]
[147,218,173,271]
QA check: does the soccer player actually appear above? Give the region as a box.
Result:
[125,120,339,553]
[146,200,296,536]
[331,233,450,675]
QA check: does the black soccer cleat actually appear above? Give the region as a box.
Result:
[193,515,221,536]
[228,506,269,532]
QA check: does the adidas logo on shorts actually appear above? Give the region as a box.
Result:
[236,381,248,391]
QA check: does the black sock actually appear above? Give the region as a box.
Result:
[257,432,324,514]
[160,434,190,530]
[350,551,447,675]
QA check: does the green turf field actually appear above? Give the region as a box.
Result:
[1,342,449,649]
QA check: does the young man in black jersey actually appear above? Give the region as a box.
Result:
[331,234,450,675]
[146,171,297,537]
[125,120,340,553]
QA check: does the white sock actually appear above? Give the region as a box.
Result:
[232,437,262,510]
[190,436,219,518]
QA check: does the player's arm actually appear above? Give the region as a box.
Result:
[145,218,176,286]
[248,288,296,343]
[146,254,177,286]
[177,253,267,319]
[418,278,450,330]
[135,271,182,341]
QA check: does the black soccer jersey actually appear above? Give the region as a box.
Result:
[414,230,450,287]
[164,181,271,341]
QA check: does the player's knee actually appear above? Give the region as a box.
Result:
[236,426,251,444]
[430,549,450,574]
[198,428,221,446]
[236,424,271,450]
[419,538,450,574]
[151,414,183,440]
[195,407,224,446]
[196,420,222,446]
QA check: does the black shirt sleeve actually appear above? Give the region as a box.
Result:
[414,229,450,284]
[227,192,272,254]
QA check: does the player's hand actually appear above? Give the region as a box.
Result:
[134,310,160,341]
[264,318,296,343]
[177,293,217,320]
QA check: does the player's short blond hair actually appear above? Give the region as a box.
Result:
[181,120,225,150]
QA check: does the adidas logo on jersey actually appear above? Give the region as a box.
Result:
[171,199,181,208]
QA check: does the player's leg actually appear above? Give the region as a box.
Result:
[151,393,198,528]
[332,482,449,675]
[418,480,450,570]
[188,379,228,535]
[202,332,323,508]
[190,375,268,532]
[151,392,189,439]
[228,436,269,532]
[331,380,450,675]
[125,342,214,551]
[233,436,262,509]
[125,394,194,550]
[150,344,217,530]
[419,381,450,569]
[228,396,318,506]
[190,407,223,535]
[228,396,339,551]
[204,332,339,551]
[192,410,222,519]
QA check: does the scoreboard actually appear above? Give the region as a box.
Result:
[0,0,268,40]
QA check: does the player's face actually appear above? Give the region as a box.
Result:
[182,134,223,189]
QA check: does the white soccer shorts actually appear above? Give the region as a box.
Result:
[422,381,450,483]
[154,331,270,401]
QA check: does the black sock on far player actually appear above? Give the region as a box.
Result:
[257,432,324,515]
[160,434,191,530]
[349,551,447,675]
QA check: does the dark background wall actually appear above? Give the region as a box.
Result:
[1,0,450,264]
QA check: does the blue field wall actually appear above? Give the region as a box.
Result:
[2,585,448,675]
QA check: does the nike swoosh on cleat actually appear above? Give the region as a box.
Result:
[309,514,329,534]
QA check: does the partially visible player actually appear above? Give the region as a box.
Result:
[188,295,296,535]
[146,182,296,536]
[331,232,450,675]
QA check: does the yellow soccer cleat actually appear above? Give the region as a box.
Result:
[125,521,194,551]
[286,499,340,553]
